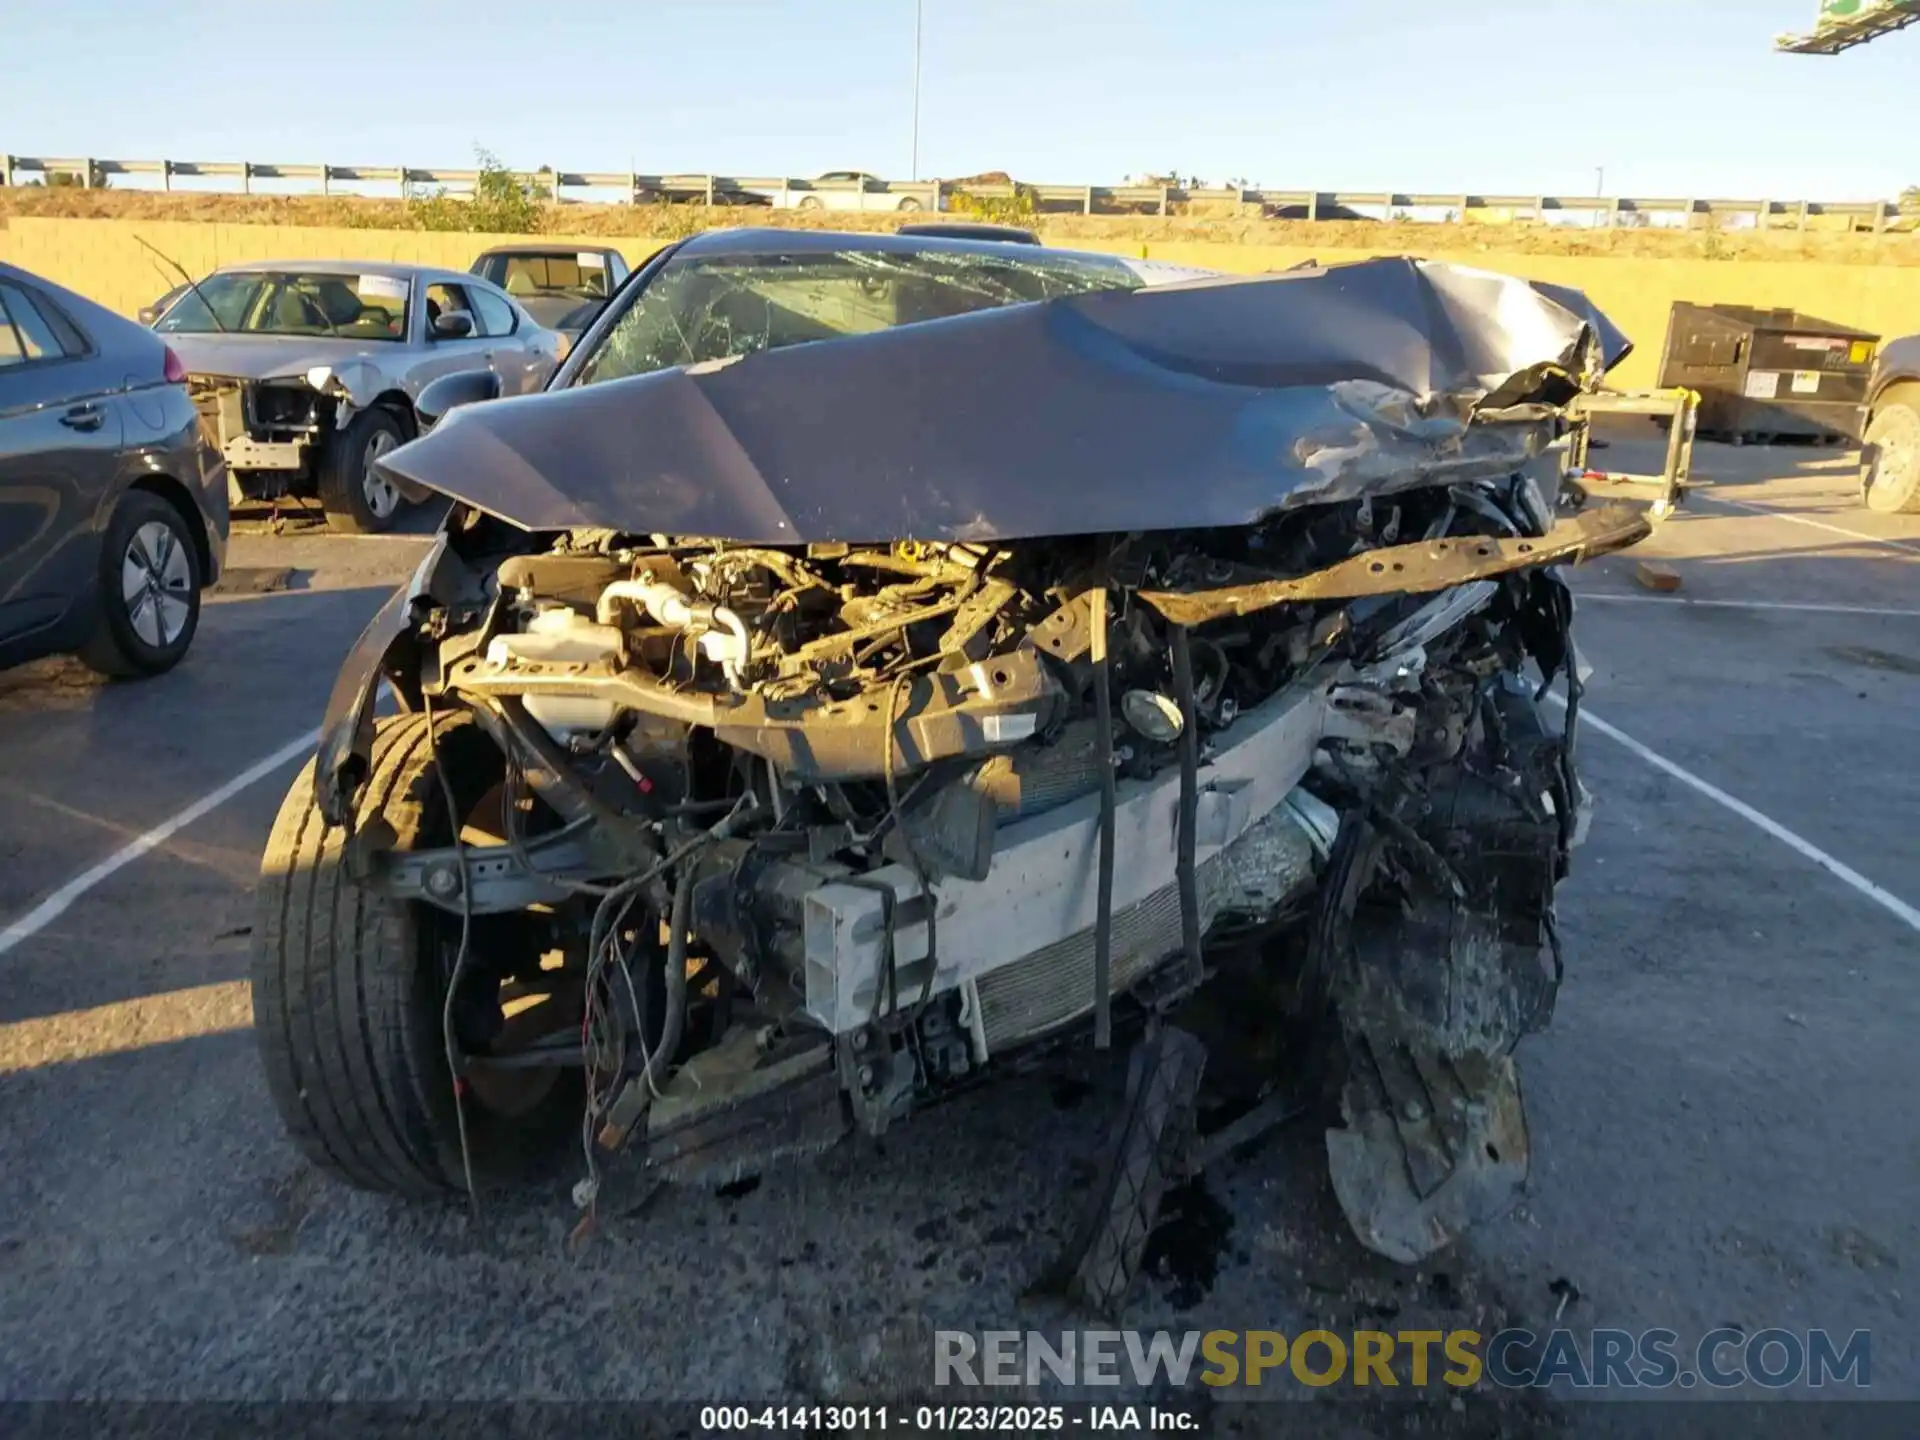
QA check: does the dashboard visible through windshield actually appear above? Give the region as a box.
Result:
[572,247,1146,388]
[155,271,412,340]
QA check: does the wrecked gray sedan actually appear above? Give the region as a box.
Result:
[251,231,1647,1305]
[158,261,562,532]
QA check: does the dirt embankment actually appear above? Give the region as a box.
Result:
[5,185,1916,265]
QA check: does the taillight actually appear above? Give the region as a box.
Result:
[163,346,187,384]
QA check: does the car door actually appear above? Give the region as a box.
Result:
[467,283,554,394]
[0,279,126,645]
[411,279,496,390]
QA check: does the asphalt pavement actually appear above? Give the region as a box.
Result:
[0,440,1915,1432]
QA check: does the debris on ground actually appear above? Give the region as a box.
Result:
[1634,559,1684,592]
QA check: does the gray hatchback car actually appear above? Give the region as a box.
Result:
[0,261,228,677]
[155,261,562,532]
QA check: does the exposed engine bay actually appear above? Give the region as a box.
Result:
[335,481,1640,1275]
[189,373,335,488]
[259,252,1650,1304]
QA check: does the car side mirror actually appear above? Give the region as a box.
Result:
[431,311,474,339]
[416,369,502,430]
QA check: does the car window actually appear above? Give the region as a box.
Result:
[25,289,90,355]
[471,288,517,338]
[155,271,409,339]
[574,247,1145,388]
[492,253,609,301]
[0,282,71,366]
[0,296,21,368]
[425,283,470,319]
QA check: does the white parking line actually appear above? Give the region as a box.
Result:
[0,729,319,959]
[1559,699,1920,935]
[1695,494,1920,557]
[1577,593,1920,619]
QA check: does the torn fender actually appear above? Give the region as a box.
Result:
[313,533,470,825]
[1138,504,1651,626]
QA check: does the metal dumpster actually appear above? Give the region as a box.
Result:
[1655,303,1877,443]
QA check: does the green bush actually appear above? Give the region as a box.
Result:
[948,184,1038,225]
[36,164,107,188]
[407,147,548,233]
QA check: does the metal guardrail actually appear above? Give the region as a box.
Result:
[0,153,1904,231]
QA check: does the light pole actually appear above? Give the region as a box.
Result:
[911,0,924,180]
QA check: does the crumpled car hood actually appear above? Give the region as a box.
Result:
[166,334,400,384]
[377,256,1632,544]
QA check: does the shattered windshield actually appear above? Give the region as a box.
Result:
[155,271,411,340]
[573,247,1146,387]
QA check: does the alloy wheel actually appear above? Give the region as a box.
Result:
[120,519,193,650]
[362,430,402,519]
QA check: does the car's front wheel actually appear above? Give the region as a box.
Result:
[77,490,203,678]
[318,407,408,533]
[253,713,583,1197]
[1862,397,1920,514]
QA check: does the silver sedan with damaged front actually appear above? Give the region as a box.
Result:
[155,261,562,532]
[250,232,1649,1311]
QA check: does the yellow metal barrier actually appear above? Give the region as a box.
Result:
[1566,388,1700,518]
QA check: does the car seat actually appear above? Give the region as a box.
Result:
[318,283,366,328]
[271,287,318,330]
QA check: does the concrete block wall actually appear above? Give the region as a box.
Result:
[6,217,1919,391]
[0,218,670,320]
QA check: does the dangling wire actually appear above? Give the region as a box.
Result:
[1169,623,1202,977]
[1089,580,1116,1051]
[422,692,480,1218]
[881,670,939,1026]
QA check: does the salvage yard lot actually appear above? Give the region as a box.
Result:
[0,436,1915,1426]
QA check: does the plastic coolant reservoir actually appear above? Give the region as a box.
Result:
[485,606,626,740]
[486,605,626,668]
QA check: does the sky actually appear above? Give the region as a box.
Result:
[1,0,1914,202]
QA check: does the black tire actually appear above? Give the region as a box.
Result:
[252,712,581,1198]
[1061,1026,1207,1314]
[317,407,408,534]
[797,195,825,212]
[76,490,202,679]
[1863,399,1920,515]
[895,196,923,212]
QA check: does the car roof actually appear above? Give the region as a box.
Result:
[472,244,623,259]
[205,259,480,286]
[668,227,1130,267]
[896,221,1041,244]
[0,259,161,352]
